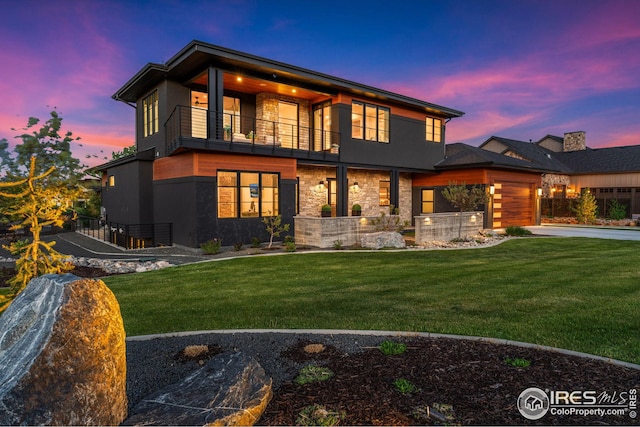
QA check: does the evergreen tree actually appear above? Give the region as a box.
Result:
[574,188,598,224]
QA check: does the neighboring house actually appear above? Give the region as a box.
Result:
[96,40,464,248]
[479,131,640,219]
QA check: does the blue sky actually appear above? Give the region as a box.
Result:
[1,0,639,166]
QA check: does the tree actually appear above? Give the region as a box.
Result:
[111,144,136,160]
[0,111,84,311]
[441,182,488,239]
[262,213,290,248]
[573,188,598,224]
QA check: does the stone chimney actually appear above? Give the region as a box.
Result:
[563,131,586,152]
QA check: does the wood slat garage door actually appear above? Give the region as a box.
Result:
[493,182,534,227]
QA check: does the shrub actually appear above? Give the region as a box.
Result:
[233,242,243,251]
[251,237,261,248]
[504,226,532,236]
[285,241,296,252]
[371,205,407,232]
[504,357,531,367]
[200,238,222,255]
[393,378,417,394]
[379,340,407,355]
[333,240,343,250]
[608,199,627,220]
[295,365,334,385]
[296,404,345,426]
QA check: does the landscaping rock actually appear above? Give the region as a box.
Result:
[0,274,127,426]
[124,351,272,426]
[361,231,406,249]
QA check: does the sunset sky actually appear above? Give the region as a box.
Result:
[1,0,639,167]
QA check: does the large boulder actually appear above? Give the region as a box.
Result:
[361,231,406,249]
[124,352,272,426]
[0,274,127,425]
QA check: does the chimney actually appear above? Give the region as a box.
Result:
[563,131,586,152]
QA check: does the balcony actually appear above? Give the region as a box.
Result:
[166,106,340,160]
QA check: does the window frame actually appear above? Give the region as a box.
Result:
[426,117,442,142]
[421,189,434,214]
[217,170,281,219]
[142,90,158,138]
[352,101,389,143]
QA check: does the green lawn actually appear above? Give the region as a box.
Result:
[104,238,640,364]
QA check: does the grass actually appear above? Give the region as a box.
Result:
[295,365,334,385]
[379,340,408,355]
[104,238,640,364]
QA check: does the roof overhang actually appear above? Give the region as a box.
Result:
[113,40,464,119]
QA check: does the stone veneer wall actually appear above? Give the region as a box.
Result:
[563,131,586,152]
[415,212,484,243]
[297,167,412,223]
[256,93,310,149]
[541,174,572,198]
[294,216,379,248]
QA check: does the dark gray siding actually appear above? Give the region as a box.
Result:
[102,161,153,225]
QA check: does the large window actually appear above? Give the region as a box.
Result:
[352,101,389,143]
[142,90,158,137]
[217,171,280,218]
[421,189,434,213]
[426,117,442,142]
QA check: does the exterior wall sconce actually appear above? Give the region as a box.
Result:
[537,187,542,197]
[423,216,431,225]
[470,214,477,223]
[350,181,360,192]
[489,184,495,195]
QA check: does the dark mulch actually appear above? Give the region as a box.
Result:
[260,338,639,426]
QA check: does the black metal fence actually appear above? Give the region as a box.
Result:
[76,217,172,249]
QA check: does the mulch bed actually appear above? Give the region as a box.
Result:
[260,338,639,425]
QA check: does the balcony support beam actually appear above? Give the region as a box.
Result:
[208,67,224,140]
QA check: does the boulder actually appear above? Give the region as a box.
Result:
[361,231,406,249]
[124,352,272,426]
[0,274,127,426]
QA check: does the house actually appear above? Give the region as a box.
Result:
[478,131,640,220]
[97,40,464,248]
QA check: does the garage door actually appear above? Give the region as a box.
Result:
[493,182,534,227]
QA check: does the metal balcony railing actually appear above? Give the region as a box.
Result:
[166,106,340,156]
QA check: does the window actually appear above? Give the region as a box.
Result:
[108,175,115,187]
[142,90,158,137]
[426,117,442,142]
[421,189,434,213]
[191,90,208,139]
[313,101,332,151]
[278,101,298,149]
[223,96,241,135]
[352,101,389,143]
[217,171,280,218]
[379,181,390,206]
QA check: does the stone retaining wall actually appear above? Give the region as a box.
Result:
[415,212,484,243]
[294,216,378,248]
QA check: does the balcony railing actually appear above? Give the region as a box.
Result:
[76,217,173,250]
[166,105,340,157]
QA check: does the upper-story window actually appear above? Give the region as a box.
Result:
[223,96,241,135]
[142,90,158,137]
[426,117,442,142]
[352,101,389,143]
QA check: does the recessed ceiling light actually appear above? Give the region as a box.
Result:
[236,77,243,82]
[292,89,297,93]
[259,83,267,87]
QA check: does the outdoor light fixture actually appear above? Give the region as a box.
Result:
[489,185,495,195]
[423,217,431,225]
[471,214,477,223]
[537,187,542,197]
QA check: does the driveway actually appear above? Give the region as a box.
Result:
[525,224,640,241]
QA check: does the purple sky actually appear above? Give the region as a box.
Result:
[2,0,639,167]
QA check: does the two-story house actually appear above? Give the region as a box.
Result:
[97,40,464,248]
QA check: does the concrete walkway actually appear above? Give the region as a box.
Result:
[526,224,640,241]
